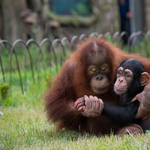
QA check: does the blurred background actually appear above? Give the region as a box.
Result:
[0,0,148,43]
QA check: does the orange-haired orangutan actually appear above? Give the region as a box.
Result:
[44,38,150,135]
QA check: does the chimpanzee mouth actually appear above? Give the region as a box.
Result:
[114,86,127,95]
[114,86,126,92]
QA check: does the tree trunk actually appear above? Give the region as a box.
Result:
[2,0,27,43]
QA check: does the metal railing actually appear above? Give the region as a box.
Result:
[0,31,150,94]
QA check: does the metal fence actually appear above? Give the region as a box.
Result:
[0,31,150,94]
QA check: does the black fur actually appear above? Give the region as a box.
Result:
[102,59,150,132]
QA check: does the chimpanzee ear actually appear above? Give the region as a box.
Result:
[140,72,150,86]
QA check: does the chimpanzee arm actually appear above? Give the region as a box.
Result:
[102,100,139,126]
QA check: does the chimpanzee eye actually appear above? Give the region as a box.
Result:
[117,70,122,76]
[124,69,133,79]
[125,73,131,78]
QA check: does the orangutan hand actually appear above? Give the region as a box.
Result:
[75,95,104,117]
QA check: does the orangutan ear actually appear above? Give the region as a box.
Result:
[140,72,150,86]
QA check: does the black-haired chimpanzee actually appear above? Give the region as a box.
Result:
[75,58,150,134]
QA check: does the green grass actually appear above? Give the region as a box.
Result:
[1,108,150,150]
[1,79,150,149]
[1,106,150,149]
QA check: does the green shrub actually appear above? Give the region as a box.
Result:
[0,82,10,105]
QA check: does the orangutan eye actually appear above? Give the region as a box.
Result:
[91,67,98,72]
[88,65,99,75]
[100,66,106,71]
[100,64,109,73]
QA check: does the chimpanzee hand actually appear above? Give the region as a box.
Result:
[75,95,104,117]
[132,82,150,120]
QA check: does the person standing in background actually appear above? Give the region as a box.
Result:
[118,0,132,44]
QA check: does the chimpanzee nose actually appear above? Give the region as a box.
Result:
[96,75,103,80]
[119,77,124,83]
